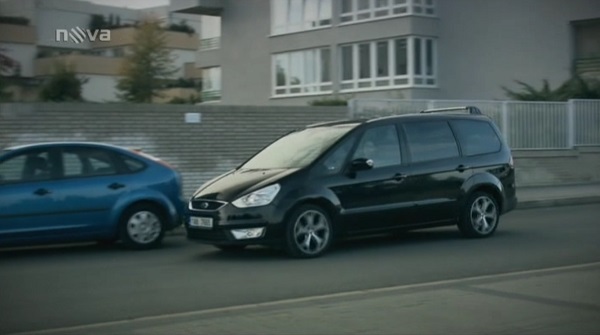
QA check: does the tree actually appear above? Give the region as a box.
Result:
[89,14,107,31]
[502,79,560,101]
[503,75,600,101]
[116,19,175,103]
[0,49,18,101]
[39,61,86,102]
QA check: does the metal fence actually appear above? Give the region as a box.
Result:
[348,99,600,149]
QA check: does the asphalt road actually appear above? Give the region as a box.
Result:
[1,204,599,334]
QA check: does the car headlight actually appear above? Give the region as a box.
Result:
[232,184,281,208]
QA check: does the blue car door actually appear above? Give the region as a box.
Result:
[53,145,129,237]
[0,147,65,245]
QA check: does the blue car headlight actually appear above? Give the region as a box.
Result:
[232,184,281,208]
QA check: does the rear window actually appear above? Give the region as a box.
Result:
[451,120,502,156]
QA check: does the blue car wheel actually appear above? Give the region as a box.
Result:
[119,204,166,249]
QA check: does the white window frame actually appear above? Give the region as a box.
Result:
[272,47,333,97]
[339,0,435,26]
[201,67,221,103]
[339,36,436,93]
[270,0,333,36]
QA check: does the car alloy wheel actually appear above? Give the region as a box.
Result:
[285,205,332,258]
[459,192,499,238]
[470,195,498,234]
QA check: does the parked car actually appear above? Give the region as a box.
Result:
[0,142,184,249]
[185,106,517,258]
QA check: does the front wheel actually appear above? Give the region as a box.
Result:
[284,205,333,258]
[458,192,500,238]
[119,204,165,250]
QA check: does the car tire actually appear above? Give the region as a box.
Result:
[458,192,500,238]
[284,205,333,258]
[215,244,247,252]
[119,204,165,250]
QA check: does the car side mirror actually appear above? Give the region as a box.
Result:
[349,158,374,172]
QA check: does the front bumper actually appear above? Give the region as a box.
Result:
[184,202,286,246]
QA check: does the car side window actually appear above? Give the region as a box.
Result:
[403,121,460,163]
[451,120,501,156]
[0,150,54,183]
[321,136,355,174]
[62,148,118,177]
[120,155,146,173]
[352,125,402,168]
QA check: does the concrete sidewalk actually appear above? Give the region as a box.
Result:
[517,182,600,209]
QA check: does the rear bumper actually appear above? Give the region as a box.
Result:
[165,198,186,231]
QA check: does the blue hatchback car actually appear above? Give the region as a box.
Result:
[0,142,184,249]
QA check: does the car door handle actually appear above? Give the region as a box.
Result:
[456,165,471,173]
[108,182,125,190]
[393,173,407,182]
[34,188,51,196]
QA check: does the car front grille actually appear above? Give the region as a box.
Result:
[186,227,229,241]
[189,199,227,211]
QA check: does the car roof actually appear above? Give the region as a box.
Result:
[306,112,491,128]
[3,142,131,152]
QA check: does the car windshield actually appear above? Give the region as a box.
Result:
[241,124,358,169]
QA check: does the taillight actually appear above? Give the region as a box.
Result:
[509,155,514,168]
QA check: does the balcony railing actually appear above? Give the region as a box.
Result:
[34,54,122,76]
[200,37,220,51]
[201,90,221,102]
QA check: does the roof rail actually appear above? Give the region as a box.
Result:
[420,106,483,115]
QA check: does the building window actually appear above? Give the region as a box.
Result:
[202,67,221,102]
[271,0,332,35]
[200,15,221,50]
[339,36,436,92]
[273,48,332,96]
[339,0,435,24]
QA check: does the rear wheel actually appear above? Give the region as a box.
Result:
[284,205,333,258]
[458,192,499,238]
[119,204,165,250]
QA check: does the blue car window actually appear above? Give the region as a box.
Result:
[62,147,118,177]
[0,150,53,183]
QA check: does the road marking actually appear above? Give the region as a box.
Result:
[10,261,600,335]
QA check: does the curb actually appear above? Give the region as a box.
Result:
[515,196,600,210]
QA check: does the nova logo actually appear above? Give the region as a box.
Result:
[55,27,111,43]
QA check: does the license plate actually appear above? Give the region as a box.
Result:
[190,216,213,229]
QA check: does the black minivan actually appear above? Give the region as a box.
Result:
[185,107,517,258]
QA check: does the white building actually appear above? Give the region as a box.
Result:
[0,0,202,102]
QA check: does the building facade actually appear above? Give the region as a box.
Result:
[171,0,600,105]
[0,0,202,102]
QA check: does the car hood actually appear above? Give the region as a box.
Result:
[192,168,300,202]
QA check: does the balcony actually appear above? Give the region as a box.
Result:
[0,23,36,44]
[184,62,202,79]
[91,27,199,50]
[169,0,223,16]
[35,54,123,76]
